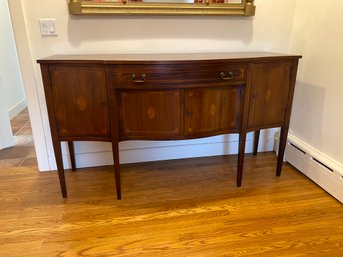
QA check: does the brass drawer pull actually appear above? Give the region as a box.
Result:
[131,74,146,83]
[220,71,234,80]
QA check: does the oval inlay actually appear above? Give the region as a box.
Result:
[147,107,156,119]
[265,89,272,102]
[209,104,216,116]
[76,96,87,111]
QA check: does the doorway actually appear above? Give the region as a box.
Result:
[0,0,36,168]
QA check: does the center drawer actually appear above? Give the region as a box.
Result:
[112,63,247,89]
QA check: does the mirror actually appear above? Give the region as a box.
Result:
[68,0,255,16]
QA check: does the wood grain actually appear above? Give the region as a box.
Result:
[1,152,342,256]
[118,89,183,140]
[38,53,301,199]
[49,65,110,138]
[185,86,243,136]
[248,61,293,130]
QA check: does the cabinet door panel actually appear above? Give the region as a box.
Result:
[185,86,243,136]
[248,62,293,129]
[49,66,110,138]
[118,90,183,139]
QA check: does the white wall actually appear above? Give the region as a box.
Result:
[9,0,298,170]
[0,0,26,119]
[289,0,343,165]
[0,78,15,149]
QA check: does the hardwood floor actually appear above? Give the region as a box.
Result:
[0,108,37,168]
[0,152,342,256]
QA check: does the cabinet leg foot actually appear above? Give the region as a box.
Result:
[52,140,67,198]
[115,162,121,200]
[276,127,289,177]
[58,170,67,198]
[112,142,121,200]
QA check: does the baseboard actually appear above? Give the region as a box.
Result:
[46,131,277,171]
[285,134,343,203]
[8,98,26,120]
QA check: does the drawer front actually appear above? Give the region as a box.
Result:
[113,64,247,89]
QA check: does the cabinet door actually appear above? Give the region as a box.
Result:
[49,66,110,138]
[185,86,243,137]
[248,62,293,129]
[118,90,183,139]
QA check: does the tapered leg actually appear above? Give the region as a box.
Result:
[276,127,289,176]
[68,141,77,171]
[52,139,67,198]
[253,130,260,156]
[112,142,121,200]
[237,132,247,187]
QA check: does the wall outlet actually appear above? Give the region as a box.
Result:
[39,19,57,36]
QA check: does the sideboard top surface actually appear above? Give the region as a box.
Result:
[37,52,301,64]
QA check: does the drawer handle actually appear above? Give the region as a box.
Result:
[131,74,146,83]
[220,71,234,80]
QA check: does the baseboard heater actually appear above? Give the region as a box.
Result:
[285,135,343,203]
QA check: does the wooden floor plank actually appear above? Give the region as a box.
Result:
[0,152,342,256]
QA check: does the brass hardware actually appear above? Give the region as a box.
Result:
[220,72,234,80]
[131,74,146,83]
[68,0,256,16]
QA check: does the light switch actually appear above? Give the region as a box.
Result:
[39,19,58,36]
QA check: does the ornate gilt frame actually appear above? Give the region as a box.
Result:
[68,0,255,16]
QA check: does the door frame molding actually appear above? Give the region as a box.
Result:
[7,0,50,170]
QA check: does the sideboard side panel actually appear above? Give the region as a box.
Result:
[248,61,293,130]
[49,65,110,138]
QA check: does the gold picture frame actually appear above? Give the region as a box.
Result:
[68,0,255,16]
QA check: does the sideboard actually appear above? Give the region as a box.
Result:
[37,52,301,199]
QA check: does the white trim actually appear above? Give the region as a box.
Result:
[46,133,276,171]
[8,98,26,120]
[285,134,343,203]
[7,0,51,171]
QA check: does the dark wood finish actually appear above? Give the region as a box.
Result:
[40,64,67,198]
[107,68,122,200]
[248,62,293,130]
[111,140,121,200]
[253,130,260,156]
[237,132,247,187]
[184,86,243,137]
[48,66,110,138]
[67,141,77,171]
[276,60,299,176]
[251,60,300,177]
[236,63,253,187]
[37,53,301,199]
[118,89,183,140]
[114,64,247,89]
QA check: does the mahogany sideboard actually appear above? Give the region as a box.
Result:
[37,52,301,199]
